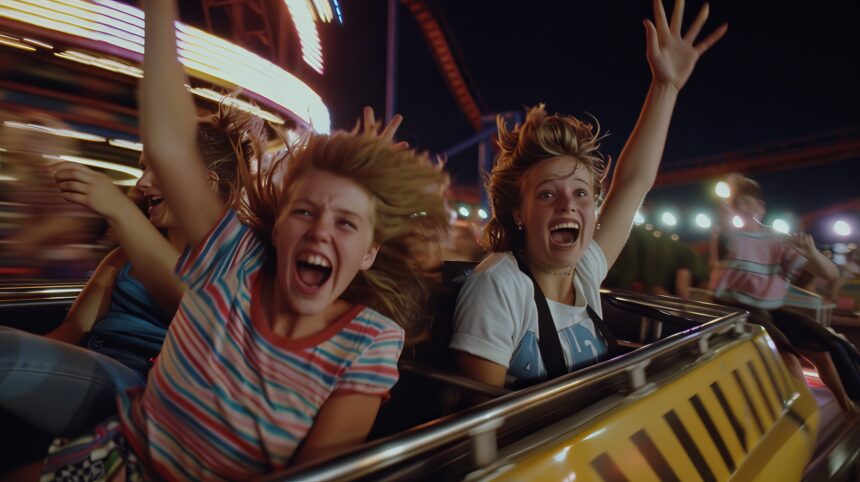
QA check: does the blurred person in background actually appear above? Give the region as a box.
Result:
[443,219,486,262]
[0,111,103,280]
[0,108,256,476]
[712,173,859,412]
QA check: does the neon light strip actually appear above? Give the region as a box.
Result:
[3,121,106,142]
[43,153,142,179]
[0,0,330,132]
[0,35,34,50]
[284,0,324,74]
[107,139,142,151]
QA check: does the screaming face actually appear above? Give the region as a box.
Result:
[136,154,174,230]
[272,169,379,318]
[514,156,597,271]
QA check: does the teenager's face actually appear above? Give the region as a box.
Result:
[272,169,379,317]
[136,153,174,230]
[514,156,596,270]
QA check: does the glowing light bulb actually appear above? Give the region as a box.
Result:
[661,212,677,226]
[772,219,790,234]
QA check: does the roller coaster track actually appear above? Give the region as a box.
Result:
[655,126,860,187]
[400,0,484,133]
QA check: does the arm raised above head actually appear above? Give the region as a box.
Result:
[595,0,727,268]
[141,0,225,248]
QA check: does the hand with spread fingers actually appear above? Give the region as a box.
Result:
[360,106,409,150]
[644,0,728,92]
[53,161,134,222]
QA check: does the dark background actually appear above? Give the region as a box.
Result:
[308,0,858,241]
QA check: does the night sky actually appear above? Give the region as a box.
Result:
[307,0,858,242]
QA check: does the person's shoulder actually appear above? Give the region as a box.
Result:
[352,306,405,338]
[474,251,518,276]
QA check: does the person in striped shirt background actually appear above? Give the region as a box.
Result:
[36,0,450,479]
[713,173,859,413]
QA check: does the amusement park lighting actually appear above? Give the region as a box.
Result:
[0,35,35,51]
[732,215,744,228]
[477,208,488,220]
[187,87,285,124]
[55,50,143,78]
[22,36,52,49]
[284,0,325,74]
[108,139,143,151]
[834,220,852,236]
[661,211,677,227]
[2,121,106,142]
[458,206,470,218]
[715,181,731,199]
[772,219,790,234]
[633,211,645,225]
[0,0,331,132]
[43,154,142,184]
[694,213,712,229]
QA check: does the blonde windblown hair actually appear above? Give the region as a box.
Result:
[482,104,609,252]
[238,128,450,334]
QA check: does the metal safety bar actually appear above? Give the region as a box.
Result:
[267,291,749,482]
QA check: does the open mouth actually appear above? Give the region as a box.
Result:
[147,195,165,212]
[295,252,333,288]
[549,221,580,247]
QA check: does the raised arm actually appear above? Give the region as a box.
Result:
[141,0,223,247]
[594,0,727,267]
[787,233,840,282]
[53,161,184,313]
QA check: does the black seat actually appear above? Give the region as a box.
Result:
[368,261,479,440]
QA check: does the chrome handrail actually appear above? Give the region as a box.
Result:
[270,292,749,482]
[0,283,84,302]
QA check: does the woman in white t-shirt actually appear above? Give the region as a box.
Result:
[451,0,727,389]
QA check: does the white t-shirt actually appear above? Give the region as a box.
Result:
[450,240,609,387]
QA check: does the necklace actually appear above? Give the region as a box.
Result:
[521,253,573,277]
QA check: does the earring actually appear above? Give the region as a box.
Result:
[516,223,524,231]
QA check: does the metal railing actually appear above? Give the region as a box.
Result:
[268,290,749,482]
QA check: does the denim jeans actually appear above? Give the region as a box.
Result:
[0,326,145,438]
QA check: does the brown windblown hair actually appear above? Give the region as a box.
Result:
[196,106,264,204]
[237,128,450,335]
[482,104,609,253]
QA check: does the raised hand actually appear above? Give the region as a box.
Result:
[52,161,132,221]
[360,106,409,150]
[786,232,818,259]
[644,0,728,91]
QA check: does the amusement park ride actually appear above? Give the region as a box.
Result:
[0,0,858,480]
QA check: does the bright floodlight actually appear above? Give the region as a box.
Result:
[695,213,712,229]
[661,212,677,226]
[458,206,470,218]
[477,208,488,220]
[834,220,852,236]
[715,181,731,199]
[772,219,790,234]
[634,211,645,225]
[732,215,744,228]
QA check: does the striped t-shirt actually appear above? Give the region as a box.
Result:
[117,209,404,481]
[713,229,807,309]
